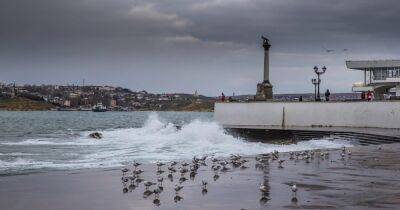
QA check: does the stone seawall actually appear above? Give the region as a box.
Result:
[214,101,400,129]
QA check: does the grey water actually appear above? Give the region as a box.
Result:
[0,111,353,176]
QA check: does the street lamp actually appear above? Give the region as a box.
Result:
[311,78,320,101]
[313,66,327,101]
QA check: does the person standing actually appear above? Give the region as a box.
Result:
[361,92,366,100]
[325,89,331,101]
[221,92,225,102]
[367,90,372,101]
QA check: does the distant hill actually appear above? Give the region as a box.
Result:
[0,97,55,111]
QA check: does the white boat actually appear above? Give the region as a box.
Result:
[92,103,107,112]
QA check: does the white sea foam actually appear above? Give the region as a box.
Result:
[79,113,354,164]
[0,138,99,146]
[0,152,38,156]
[0,113,354,173]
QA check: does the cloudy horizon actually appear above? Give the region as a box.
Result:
[1,0,400,96]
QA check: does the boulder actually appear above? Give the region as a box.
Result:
[89,132,103,139]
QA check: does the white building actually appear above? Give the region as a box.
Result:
[346,60,400,99]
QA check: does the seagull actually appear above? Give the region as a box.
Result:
[259,184,268,195]
[174,195,183,202]
[202,180,208,189]
[211,157,220,164]
[153,187,162,196]
[133,161,141,170]
[170,161,178,166]
[322,46,334,53]
[122,187,128,193]
[128,182,136,190]
[278,160,285,168]
[220,160,228,167]
[240,164,249,169]
[135,177,144,183]
[200,155,207,161]
[167,173,173,181]
[153,188,161,206]
[128,176,136,183]
[174,185,183,195]
[144,181,156,190]
[190,170,197,179]
[213,173,220,181]
[157,177,163,186]
[179,176,188,183]
[133,169,144,175]
[121,168,129,176]
[202,180,208,195]
[156,161,165,170]
[212,165,221,171]
[168,166,176,173]
[291,183,298,197]
[221,165,230,172]
[289,152,294,160]
[180,167,188,175]
[143,189,153,198]
[192,156,200,164]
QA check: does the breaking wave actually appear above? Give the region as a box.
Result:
[0,113,354,174]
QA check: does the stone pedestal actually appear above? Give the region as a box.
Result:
[255,36,273,101]
[255,80,273,101]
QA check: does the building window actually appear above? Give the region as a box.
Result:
[372,67,400,80]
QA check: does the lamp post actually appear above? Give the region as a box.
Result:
[311,78,319,101]
[313,66,327,101]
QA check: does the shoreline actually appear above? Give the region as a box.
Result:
[2,143,400,209]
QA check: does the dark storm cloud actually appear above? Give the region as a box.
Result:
[1,0,400,95]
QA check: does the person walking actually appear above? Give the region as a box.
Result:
[221,92,225,102]
[324,89,331,101]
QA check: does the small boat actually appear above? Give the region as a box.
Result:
[92,103,107,112]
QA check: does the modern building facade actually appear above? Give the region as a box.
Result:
[346,60,400,99]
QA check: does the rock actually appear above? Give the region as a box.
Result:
[89,132,103,139]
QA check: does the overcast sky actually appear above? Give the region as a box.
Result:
[1,0,400,96]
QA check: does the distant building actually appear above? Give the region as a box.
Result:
[64,100,71,107]
[110,99,117,108]
[346,60,400,99]
[69,93,79,98]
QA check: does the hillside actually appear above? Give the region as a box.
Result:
[0,98,55,111]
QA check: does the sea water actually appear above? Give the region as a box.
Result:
[0,111,353,175]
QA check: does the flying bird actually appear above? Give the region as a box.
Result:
[322,46,334,53]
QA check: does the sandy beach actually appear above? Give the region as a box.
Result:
[1,143,400,210]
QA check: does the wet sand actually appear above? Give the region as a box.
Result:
[1,143,400,210]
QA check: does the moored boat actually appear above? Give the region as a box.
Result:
[92,103,107,112]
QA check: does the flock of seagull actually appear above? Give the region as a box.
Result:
[120,146,352,206]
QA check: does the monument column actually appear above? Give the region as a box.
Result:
[255,36,273,101]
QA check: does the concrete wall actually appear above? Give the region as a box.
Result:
[214,101,400,129]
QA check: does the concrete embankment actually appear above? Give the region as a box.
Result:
[215,101,400,129]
